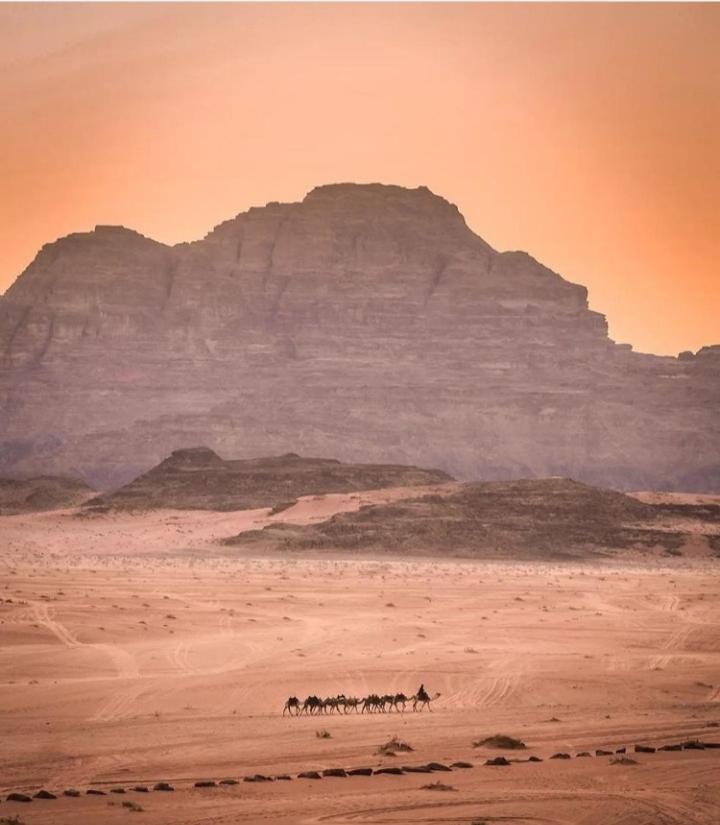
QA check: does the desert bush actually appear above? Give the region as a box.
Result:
[377,735,413,755]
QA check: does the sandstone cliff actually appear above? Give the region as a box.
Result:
[0,184,717,490]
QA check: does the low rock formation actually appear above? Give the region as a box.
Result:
[1,184,717,490]
[0,475,95,514]
[226,477,719,559]
[88,446,451,511]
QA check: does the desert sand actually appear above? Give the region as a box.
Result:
[1,489,719,824]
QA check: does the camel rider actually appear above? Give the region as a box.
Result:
[417,683,429,701]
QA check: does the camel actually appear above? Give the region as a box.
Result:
[343,696,361,713]
[322,695,346,714]
[411,690,441,712]
[388,692,409,712]
[283,696,300,716]
[361,694,385,713]
[300,695,323,715]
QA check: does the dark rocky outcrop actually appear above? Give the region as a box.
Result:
[1,184,717,492]
[6,792,32,802]
[0,475,95,514]
[226,477,701,559]
[474,734,527,749]
[33,789,57,799]
[88,447,451,512]
[297,771,322,780]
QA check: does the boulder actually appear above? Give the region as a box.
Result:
[322,768,347,777]
[298,771,322,780]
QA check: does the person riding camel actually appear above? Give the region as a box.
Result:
[417,683,429,702]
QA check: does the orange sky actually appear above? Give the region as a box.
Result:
[1,2,718,355]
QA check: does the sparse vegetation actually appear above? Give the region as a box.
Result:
[122,800,144,812]
[0,815,26,825]
[377,735,414,755]
[420,780,456,791]
[316,729,332,739]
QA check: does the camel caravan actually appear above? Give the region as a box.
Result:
[283,684,440,715]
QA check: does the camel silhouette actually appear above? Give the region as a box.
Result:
[282,689,439,716]
[411,690,441,712]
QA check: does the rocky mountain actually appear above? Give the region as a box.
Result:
[0,183,718,490]
[0,475,95,515]
[226,478,719,560]
[88,447,452,511]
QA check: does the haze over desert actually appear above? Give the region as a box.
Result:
[1,3,719,824]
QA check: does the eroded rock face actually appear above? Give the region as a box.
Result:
[0,183,718,490]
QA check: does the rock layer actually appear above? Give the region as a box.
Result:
[0,183,718,490]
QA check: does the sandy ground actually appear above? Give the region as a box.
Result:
[1,489,719,825]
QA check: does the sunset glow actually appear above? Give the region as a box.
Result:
[1,2,718,355]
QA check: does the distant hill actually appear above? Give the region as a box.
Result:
[87,447,453,512]
[0,476,95,515]
[225,478,717,559]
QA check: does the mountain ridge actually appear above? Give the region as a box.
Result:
[0,183,717,490]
